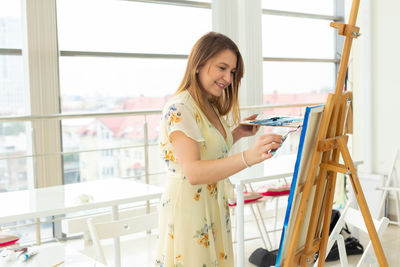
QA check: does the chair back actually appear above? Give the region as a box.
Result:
[87,212,158,265]
[344,207,384,235]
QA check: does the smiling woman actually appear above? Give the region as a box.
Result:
[156,32,283,267]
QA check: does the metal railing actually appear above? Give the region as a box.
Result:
[0,101,323,179]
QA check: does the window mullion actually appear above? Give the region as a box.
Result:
[22,0,63,188]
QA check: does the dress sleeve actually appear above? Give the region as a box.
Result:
[164,103,205,143]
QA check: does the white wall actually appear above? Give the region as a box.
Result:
[353,0,400,175]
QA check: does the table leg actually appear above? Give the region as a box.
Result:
[112,205,121,267]
[236,184,245,267]
[36,218,41,245]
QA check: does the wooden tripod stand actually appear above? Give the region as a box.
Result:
[283,0,388,266]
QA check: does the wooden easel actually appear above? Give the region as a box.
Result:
[283,0,388,266]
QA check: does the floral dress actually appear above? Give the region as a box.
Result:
[156,90,234,267]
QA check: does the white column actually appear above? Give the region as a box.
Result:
[212,0,239,44]
[352,0,373,173]
[359,0,373,174]
[237,0,263,108]
[212,0,264,111]
[22,0,63,188]
[236,0,264,179]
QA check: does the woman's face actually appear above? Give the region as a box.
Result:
[198,49,237,99]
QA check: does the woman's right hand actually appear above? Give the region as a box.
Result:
[244,134,283,166]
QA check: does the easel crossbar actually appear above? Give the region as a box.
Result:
[317,135,349,152]
[320,162,349,174]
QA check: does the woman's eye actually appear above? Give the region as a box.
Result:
[219,66,226,71]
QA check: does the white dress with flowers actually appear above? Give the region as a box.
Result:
[156,90,234,267]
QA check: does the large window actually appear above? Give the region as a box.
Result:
[261,0,341,154]
[0,1,53,244]
[56,0,212,186]
[0,1,33,192]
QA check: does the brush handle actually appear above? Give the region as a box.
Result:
[270,126,299,155]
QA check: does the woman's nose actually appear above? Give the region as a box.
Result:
[223,71,233,84]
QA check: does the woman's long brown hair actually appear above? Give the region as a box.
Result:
[175,32,244,126]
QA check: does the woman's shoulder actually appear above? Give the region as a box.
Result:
[163,90,195,113]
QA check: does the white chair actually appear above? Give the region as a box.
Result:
[87,212,158,267]
[376,148,400,225]
[314,201,389,267]
[230,182,289,250]
[230,188,272,249]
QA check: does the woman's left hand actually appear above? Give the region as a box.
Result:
[232,114,261,143]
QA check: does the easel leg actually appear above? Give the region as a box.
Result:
[318,95,349,266]
[318,171,338,267]
[304,96,347,266]
[300,168,330,266]
[337,138,388,266]
[301,168,329,265]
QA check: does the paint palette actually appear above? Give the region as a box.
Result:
[240,116,303,128]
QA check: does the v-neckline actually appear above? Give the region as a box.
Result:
[186,91,228,143]
[207,105,228,141]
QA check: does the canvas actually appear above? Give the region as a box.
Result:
[275,105,325,266]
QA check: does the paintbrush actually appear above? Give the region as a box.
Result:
[271,125,302,155]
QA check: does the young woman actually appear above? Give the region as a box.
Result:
[156,32,282,266]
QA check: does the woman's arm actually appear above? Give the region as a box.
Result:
[170,130,282,185]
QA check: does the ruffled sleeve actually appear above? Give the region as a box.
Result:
[164,103,205,143]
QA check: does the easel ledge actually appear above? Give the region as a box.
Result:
[281,0,388,266]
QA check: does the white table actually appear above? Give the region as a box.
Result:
[0,178,163,267]
[0,243,106,267]
[230,155,363,267]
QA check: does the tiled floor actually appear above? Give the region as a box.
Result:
[64,207,400,267]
